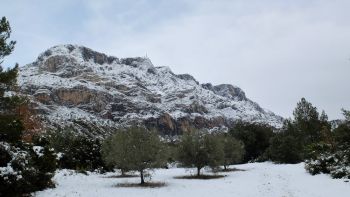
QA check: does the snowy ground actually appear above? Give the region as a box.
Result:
[35,162,349,197]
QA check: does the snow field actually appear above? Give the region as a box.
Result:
[35,162,350,197]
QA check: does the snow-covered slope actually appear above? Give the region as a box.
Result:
[19,45,283,136]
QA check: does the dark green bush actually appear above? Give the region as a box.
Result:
[46,129,107,171]
[229,122,274,162]
[0,142,56,196]
[304,109,350,179]
[305,144,350,178]
[267,134,303,164]
[0,115,24,143]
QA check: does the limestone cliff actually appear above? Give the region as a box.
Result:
[19,45,283,136]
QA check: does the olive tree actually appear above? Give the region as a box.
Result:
[102,127,166,184]
[220,134,244,170]
[177,130,224,176]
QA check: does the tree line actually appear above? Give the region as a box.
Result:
[0,16,57,196]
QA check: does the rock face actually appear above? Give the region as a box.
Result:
[19,45,283,137]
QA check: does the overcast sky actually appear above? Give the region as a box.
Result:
[1,0,350,120]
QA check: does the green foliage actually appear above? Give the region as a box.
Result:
[0,115,24,143]
[46,128,106,171]
[305,144,350,179]
[102,127,166,184]
[229,122,274,162]
[268,134,303,164]
[0,64,18,93]
[102,130,133,174]
[333,123,350,146]
[293,98,322,144]
[0,142,56,196]
[268,99,336,164]
[319,110,330,128]
[164,141,178,164]
[266,119,304,163]
[0,16,24,143]
[177,130,224,176]
[0,16,56,196]
[0,16,19,103]
[341,108,350,121]
[219,134,244,169]
[305,109,350,179]
[0,16,16,62]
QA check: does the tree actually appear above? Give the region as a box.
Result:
[220,134,244,170]
[320,110,329,126]
[0,17,16,62]
[293,98,322,144]
[229,122,274,162]
[177,130,224,176]
[268,134,303,163]
[341,108,350,122]
[102,130,132,175]
[266,119,304,163]
[305,109,350,179]
[0,16,23,143]
[102,127,166,184]
[0,16,18,102]
[333,109,350,146]
[0,115,24,142]
[46,128,106,171]
[0,17,57,196]
[0,137,57,196]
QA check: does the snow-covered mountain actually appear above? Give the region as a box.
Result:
[19,45,283,136]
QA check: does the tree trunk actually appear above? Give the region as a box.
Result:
[140,170,145,184]
[224,165,227,170]
[197,167,201,176]
[121,169,125,176]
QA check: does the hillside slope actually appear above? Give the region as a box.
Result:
[19,45,283,136]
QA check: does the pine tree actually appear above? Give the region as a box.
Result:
[293,98,322,145]
[229,122,274,162]
[0,17,56,196]
[267,119,304,163]
[0,17,15,61]
[333,109,350,146]
[268,134,303,164]
[0,16,23,143]
[305,110,350,179]
[341,108,350,122]
[0,16,56,196]
[319,110,331,129]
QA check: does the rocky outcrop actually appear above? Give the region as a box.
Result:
[213,84,247,101]
[144,114,228,135]
[203,83,247,101]
[185,101,208,114]
[54,87,113,112]
[42,55,72,72]
[33,89,52,104]
[18,44,283,137]
[176,74,199,85]
[81,46,118,65]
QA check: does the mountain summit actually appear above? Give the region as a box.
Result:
[19,44,283,136]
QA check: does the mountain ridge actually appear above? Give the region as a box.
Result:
[18,44,283,136]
